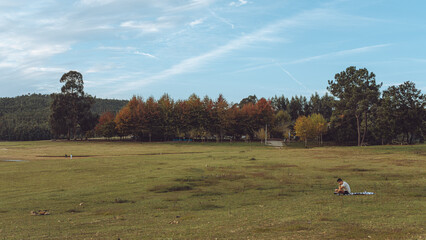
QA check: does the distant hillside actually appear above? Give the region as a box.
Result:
[0,94,128,140]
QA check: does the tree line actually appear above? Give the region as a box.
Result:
[2,67,424,145]
[93,67,424,145]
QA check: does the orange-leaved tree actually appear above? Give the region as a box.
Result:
[95,111,116,138]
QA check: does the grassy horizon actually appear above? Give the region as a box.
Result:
[0,141,424,239]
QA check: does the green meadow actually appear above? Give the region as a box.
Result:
[0,141,424,239]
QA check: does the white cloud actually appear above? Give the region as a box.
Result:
[230,0,248,7]
[134,51,157,59]
[25,67,67,73]
[189,18,205,27]
[0,36,71,71]
[120,20,174,33]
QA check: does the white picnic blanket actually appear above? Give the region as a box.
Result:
[335,191,375,195]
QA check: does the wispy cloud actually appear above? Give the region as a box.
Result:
[113,8,336,93]
[288,44,392,64]
[166,0,214,12]
[189,18,205,27]
[120,19,175,33]
[134,51,157,59]
[25,67,67,73]
[274,62,307,90]
[78,0,117,6]
[209,10,234,29]
[97,46,157,59]
[230,0,248,7]
[97,46,136,51]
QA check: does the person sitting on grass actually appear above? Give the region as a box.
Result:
[334,178,351,194]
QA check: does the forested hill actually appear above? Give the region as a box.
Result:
[0,94,128,141]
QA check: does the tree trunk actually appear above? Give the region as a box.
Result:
[409,132,414,144]
[361,111,367,146]
[356,114,361,146]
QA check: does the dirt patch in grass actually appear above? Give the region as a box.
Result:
[277,192,293,197]
[244,164,298,170]
[393,159,419,166]
[325,164,355,171]
[249,172,276,180]
[150,184,194,193]
[37,151,205,158]
[37,155,97,158]
[351,168,376,172]
[414,150,426,156]
[214,173,246,181]
[114,198,135,204]
[254,221,310,233]
[175,175,218,187]
[135,151,204,156]
[191,203,223,211]
[191,191,223,197]
[66,209,82,213]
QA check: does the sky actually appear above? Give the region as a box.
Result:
[1,0,425,103]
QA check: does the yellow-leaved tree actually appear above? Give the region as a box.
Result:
[310,113,328,146]
[295,114,328,147]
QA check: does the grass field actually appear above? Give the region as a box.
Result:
[0,141,425,239]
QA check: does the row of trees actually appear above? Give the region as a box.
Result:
[93,67,425,145]
[294,114,328,147]
[96,94,280,142]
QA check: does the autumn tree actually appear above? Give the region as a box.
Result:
[272,110,292,139]
[239,95,258,108]
[186,94,207,140]
[95,111,117,138]
[240,102,257,140]
[158,94,175,141]
[144,96,160,142]
[115,96,144,139]
[310,113,327,145]
[255,98,274,130]
[226,104,244,141]
[211,94,229,142]
[295,114,328,147]
[327,66,382,146]
[294,115,314,147]
[174,100,191,138]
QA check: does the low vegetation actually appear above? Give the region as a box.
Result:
[0,141,424,239]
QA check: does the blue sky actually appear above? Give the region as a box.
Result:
[1,0,425,102]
